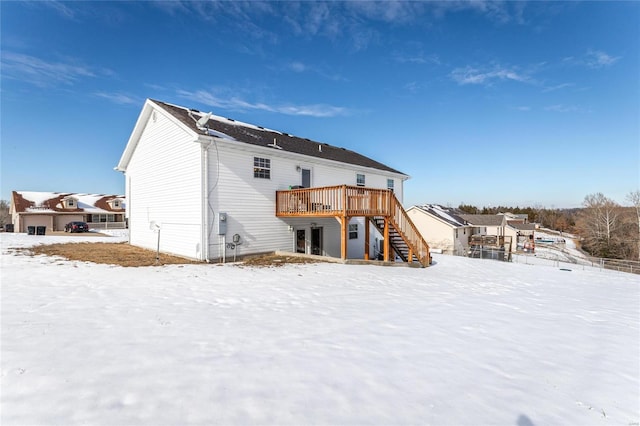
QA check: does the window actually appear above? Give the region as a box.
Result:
[349,223,358,239]
[356,173,365,187]
[67,199,75,207]
[387,179,394,192]
[91,214,115,223]
[254,157,271,179]
[113,200,120,208]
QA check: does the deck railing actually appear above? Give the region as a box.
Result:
[388,194,431,266]
[276,185,391,217]
[276,185,431,266]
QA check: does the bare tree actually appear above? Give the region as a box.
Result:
[0,200,10,227]
[626,190,640,260]
[576,193,622,258]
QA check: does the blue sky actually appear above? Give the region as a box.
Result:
[2,1,638,208]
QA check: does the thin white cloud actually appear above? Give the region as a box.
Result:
[284,61,347,82]
[450,65,531,86]
[177,89,350,118]
[542,83,574,92]
[545,104,579,113]
[585,49,620,68]
[41,0,77,19]
[515,106,531,111]
[288,62,307,73]
[94,92,139,105]
[1,52,101,87]
[563,50,621,69]
[394,52,441,65]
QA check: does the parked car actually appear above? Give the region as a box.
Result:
[65,221,89,233]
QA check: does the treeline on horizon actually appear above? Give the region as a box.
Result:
[458,190,640,262]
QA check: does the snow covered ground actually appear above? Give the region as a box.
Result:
[1,233,638,425]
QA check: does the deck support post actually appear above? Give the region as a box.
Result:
[364,218,370,260]
[341,216,349,260]
[383,217,390,262]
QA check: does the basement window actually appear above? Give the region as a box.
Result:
[349,223,358,239]
[254,157,271,179]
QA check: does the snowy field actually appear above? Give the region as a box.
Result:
[1,233,638,425]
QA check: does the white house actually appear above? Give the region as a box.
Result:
[116,99,429,266]
[458,214,507,236]
[407,204,471,255]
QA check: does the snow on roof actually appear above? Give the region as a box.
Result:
[416,204,467,227]
[13,191,125,214]
[151,100,405,176]
[18,191,59,207]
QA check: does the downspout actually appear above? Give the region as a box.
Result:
[198,137,212,261]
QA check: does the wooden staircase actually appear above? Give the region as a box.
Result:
[276,185,431,267]
[371,217,414,262]
[369,191,431,267]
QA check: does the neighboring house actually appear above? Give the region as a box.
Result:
[506,221,537,252]
[499,212,529,224]
[407,204,471,255]
[458,214,507,237]
[115,99,429,265]
[10,191,126,233]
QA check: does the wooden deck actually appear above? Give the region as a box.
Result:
[276,185,430,267]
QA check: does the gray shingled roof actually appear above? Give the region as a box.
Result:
[153,100,405,175]
[507,222,537,231]
[458,214,505,226]
[415,204,467,227]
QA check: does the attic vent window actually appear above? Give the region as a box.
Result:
[67,199,75,207]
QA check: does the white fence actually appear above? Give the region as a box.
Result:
[512,252,640,274]
[88,222,127,230]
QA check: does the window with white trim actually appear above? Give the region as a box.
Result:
[356,173,365,187]
[387,179,394,192]
[254,157,271,179]
[91,214,115,223]
[349,223,358,239]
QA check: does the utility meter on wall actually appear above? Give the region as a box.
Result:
[218,213,227,235]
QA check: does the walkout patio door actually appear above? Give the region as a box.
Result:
[311,227,323,255]
[296,229,306,253]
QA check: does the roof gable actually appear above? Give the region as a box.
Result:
[138,99,406,175]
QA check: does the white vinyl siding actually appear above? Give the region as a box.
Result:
[253,157,271,179]
[126,109,203,260]
[205,140,403,260]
